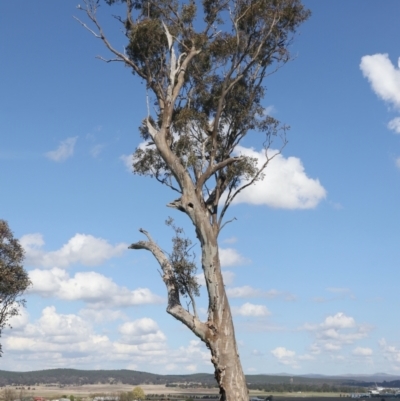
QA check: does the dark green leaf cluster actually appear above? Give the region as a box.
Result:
[166,217,200,308]
[0,220,31,355]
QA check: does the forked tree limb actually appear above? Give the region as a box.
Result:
[129,229,208,341]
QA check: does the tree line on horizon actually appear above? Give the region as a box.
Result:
[1,369,398,391]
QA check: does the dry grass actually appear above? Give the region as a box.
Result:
[1,384,218,399]
[1,385,348,399]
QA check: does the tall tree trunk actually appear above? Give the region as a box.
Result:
[207,293,248,400]
[201,233,248,400]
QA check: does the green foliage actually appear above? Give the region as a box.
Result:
[166,217,200,314]
[69,395,75,401]
[103,0,311,229]
[0,220,31,355]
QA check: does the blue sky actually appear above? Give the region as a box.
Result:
[1,1,400,375]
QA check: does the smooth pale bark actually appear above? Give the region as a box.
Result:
[131,226,248,400]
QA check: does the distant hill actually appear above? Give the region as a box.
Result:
[0,369,399,390]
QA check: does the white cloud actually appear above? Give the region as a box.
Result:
[219,247,250,267]
[4,306,109,353]
[28,267,164,308]
[1,307,215,372]
[360,54,400,109]
[7,308,30,330]
[118,318,166,345]
[321,312,355,329]
[271,347,298,368]
[388,117,400,134]
[120,154,134,172]
[230,146,326,209]
[232,302,270,317]
[45,137,78,162]
[2,307,167,369]
[271,346,295,359]
[21,233,127,268]
[302,312,371,354]
[396,157,400,169]
[352,347,373,356]
[271,347,313,368]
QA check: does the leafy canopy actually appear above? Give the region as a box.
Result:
[80,0,310,232]
[0,220,31,355]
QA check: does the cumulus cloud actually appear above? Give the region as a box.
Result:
[271,347,313,368]
[271,346,295,360]
[118,318,166,345]
[302,312,371,354]
[28,267,164,308]
[229,146,326,209]
[219,247,250,267]
[4,306,109,355]
[232,302,270,317]
[1,307,214,372]
[360,54,400,110]
[7,308,30,330]
[271,347,299,368]
[45,137,78,162]
[21,233,127,268]
[360,53,400,158]
[1,307,170,370]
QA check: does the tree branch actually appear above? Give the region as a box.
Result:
[75,1,147,80]
[129,229,207,340]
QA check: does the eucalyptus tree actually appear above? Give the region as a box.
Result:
[0,220,31,355]
[76,0,310,399]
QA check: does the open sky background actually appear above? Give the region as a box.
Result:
[1,1,400,375]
